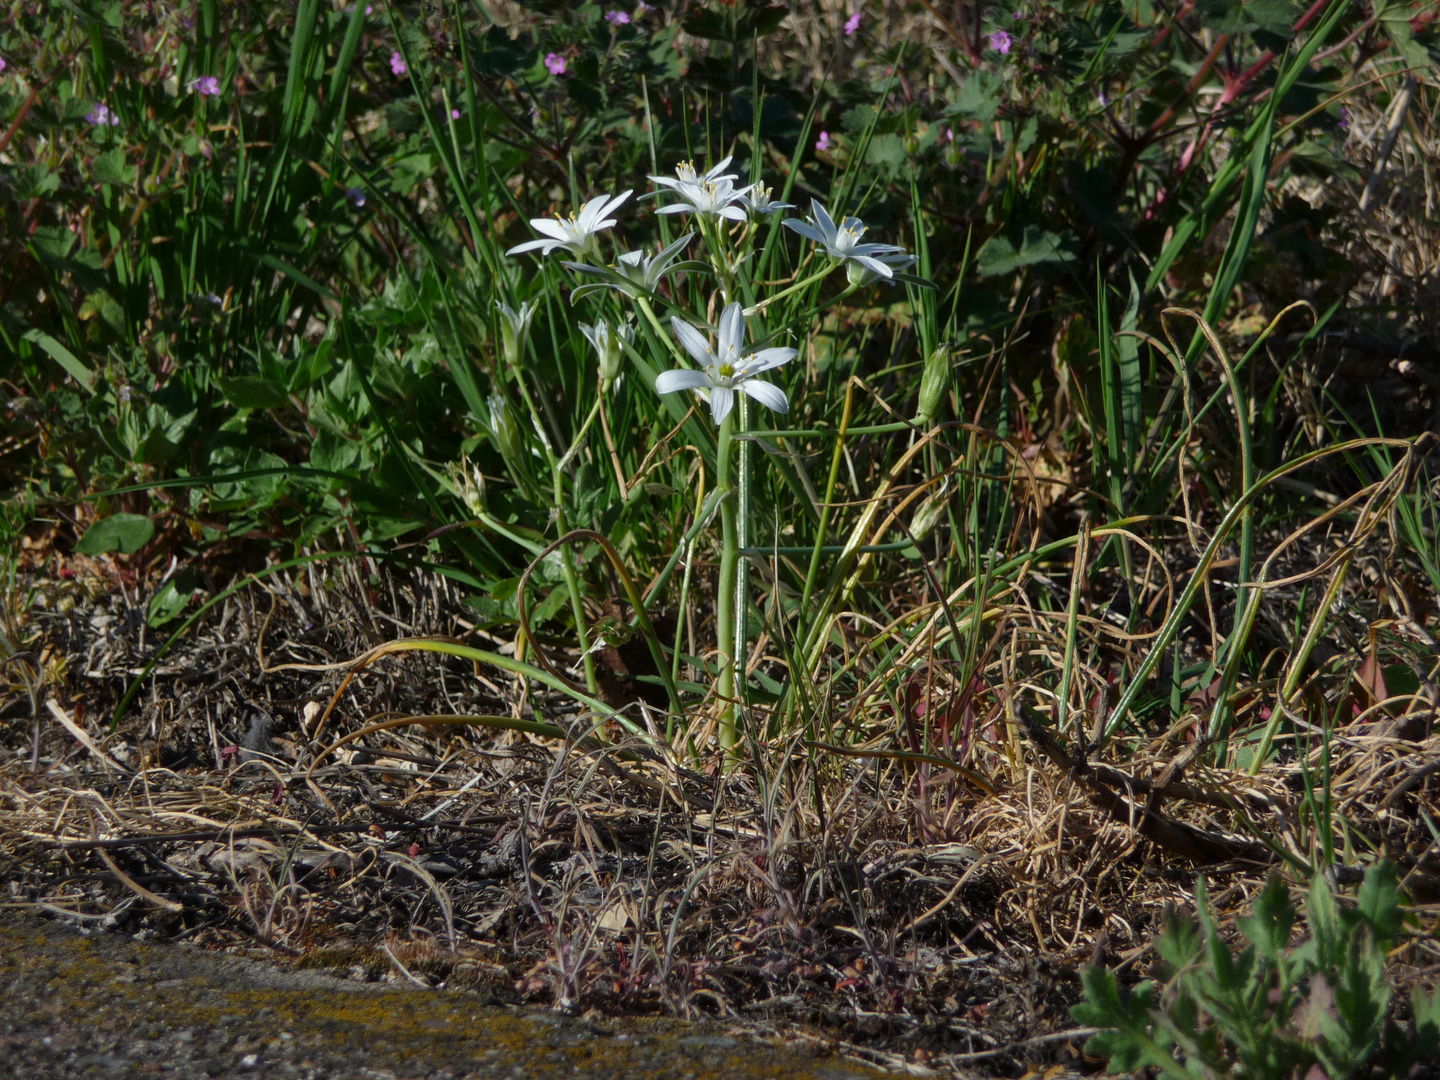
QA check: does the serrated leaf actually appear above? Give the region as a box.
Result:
[1354,862,1402,948]
[1240,875,1296,960]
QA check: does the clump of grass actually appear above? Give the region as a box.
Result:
[1,0,1439,1073]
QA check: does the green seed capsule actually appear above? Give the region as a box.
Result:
[915,344,951,425]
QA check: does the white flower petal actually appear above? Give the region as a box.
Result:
[656,204,694,215]
[849,240,909,256]
[719,205,749,222]
[745,347,797,373]
[740,380,788,413]
[506,238,559,255]
[718,303,745,354]
[783,219,827,244]
[811,199,838,238]
[655,369,712,394]
[671,318,715,366]
[854,255,896,278]
[530,219,573,241]
[709,386,735,425]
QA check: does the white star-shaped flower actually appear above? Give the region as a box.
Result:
[649,156,752,222]
[742,183,794,215]
[654,302,796,424]
[506,190,632,258]
[783,199,909,278]
[564,233,705,300]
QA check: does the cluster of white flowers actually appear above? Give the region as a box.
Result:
[503,157,920,424]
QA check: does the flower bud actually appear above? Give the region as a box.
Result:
[497,300,536,370]
[914,343,951,425]
[910,482,951,543]
[581,319,634,392]
[486,392,523,463]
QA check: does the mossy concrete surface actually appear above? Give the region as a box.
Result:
[0,911,891,1079]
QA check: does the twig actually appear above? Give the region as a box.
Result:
[944,1027,1099,1063]
[46,700,130,774]
[1358,74,1418,213]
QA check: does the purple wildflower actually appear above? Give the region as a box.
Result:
[634,1,651,14]
[0,56,7,73]
[545,53,567,76]
[606,9,630,24]
[346,186,367,208]
[390,51,407,76]
[844,12,861,35]
[988,30,1011,54]
[87,103,121,127]
[191,76,220,96]
[815,131,831,152]
[1338,106,1351,132]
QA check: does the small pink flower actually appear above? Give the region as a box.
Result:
[815,130,831,152]
[191,76,220,96]
[544,53,567,76]
[87,103,121,127]
[451,108,461,119]
[366,4,373,12]
[844,12,861,35]
[390,51,407,76]
[0,56,7,73]
[945,127,954,141]
[605,9,630,24]
[988,30,1011,54]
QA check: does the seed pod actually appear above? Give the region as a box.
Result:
[915,343,951,425]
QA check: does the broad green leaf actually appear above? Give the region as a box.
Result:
[76,514,155,556]
[217,375,290,411]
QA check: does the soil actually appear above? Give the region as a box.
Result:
[0,908,893,1080]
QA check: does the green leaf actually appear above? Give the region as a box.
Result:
[148,567,200,627]
[1154,902,1203,973]
[216,375,290,411]
[1354,861,1403,948]
[23,328,96,393]
[976,226,1078,277]
[1239,875,1295,961]
[76,514,155,556]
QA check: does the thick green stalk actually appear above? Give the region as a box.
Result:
[714,413,739,753]
[734,396,751,718]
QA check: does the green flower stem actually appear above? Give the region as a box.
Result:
[509,366,599,697]
[698,217,738,301]
[556,396,604,473]
[714,411,739,754]
[634,295,689,365]
[734,395,750,719]
[800,381,854,612]
[744,264,835,315]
